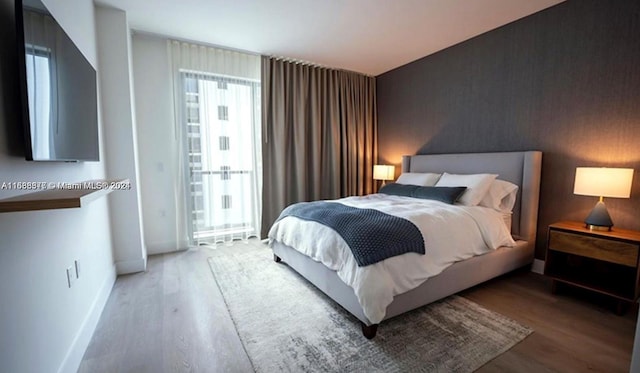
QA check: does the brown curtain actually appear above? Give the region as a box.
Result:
[261,56,377,238]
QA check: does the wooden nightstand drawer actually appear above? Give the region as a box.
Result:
[549,230,638,267]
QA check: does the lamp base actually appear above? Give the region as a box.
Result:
[584,200,613,231]
[585,224,611,232]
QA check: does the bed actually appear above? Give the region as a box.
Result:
[269,151,542,338]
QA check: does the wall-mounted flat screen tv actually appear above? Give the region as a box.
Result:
[16,0,99,161]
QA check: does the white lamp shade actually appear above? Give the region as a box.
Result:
[574,167,634,198]
[373,165,395,181]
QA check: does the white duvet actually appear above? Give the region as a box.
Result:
[268,193,516,324]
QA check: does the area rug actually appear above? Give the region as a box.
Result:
[208,243,532,373]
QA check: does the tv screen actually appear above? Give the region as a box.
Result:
[16,0,99,162]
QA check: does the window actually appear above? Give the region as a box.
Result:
[182,72,261,243]
[219,136,230,151]
[218,105,229,121]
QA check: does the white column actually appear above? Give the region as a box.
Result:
[95,7,147,274]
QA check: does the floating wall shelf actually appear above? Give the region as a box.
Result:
[0,179,130,213]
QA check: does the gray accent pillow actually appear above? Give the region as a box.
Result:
[411,186,467,204]
[378,183,418,197]
[380,183,467,204]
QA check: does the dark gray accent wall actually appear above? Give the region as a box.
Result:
[377,0,640,259]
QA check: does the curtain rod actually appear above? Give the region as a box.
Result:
[267,55,373,77]
[132,31,372,77]
[268,55,328,69]
[132,29,261,57]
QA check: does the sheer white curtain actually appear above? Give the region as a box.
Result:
[169,41,261,246]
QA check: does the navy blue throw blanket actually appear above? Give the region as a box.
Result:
[278,201,425,267]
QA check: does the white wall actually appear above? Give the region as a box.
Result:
[131,33,188,254]
[96,7,148,273]
[0,0,116,371]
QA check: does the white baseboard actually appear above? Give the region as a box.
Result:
[115,257,147,274]
[531,259,545,274]
[58,264,116,373]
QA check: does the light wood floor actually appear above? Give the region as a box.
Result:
[78,246,253,373]
[80,241,637,372]
[463,271,636,372]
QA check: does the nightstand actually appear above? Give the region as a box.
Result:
[544,221,640,314]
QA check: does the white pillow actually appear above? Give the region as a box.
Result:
[500,211,513,232]
[435,173,497,206]
[396,172,441,187]
[479,179,519,213]
[485,212,517,249]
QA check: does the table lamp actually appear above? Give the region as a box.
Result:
[373,165,395,186]
[573,167,634,231]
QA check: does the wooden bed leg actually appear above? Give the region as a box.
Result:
[361,323,378,339]
[273,254,282,263]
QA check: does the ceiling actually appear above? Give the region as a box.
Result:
[96,0,565,76]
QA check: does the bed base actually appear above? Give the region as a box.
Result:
[273,239,533,338]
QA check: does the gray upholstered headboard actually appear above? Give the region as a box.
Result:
[401,151,542,243]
